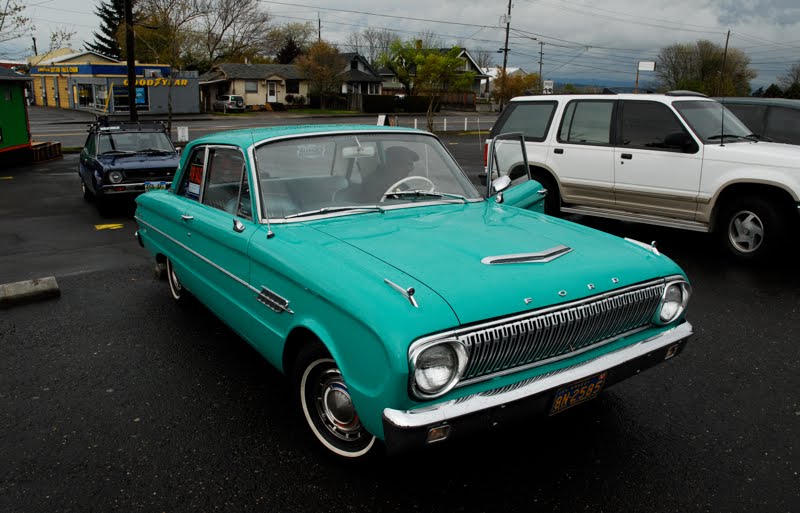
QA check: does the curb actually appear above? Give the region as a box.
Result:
[0,276,61,309]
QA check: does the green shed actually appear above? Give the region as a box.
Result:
[0,67,32,156]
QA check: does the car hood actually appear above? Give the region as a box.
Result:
[97,153,180,170]
[311,202,684,325]
[703,140,800,169]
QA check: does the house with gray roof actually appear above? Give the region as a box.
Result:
[198,63,310,111]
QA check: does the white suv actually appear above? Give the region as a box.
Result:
[485,92,800,260]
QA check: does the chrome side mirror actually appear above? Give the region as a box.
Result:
[492,175,511,194]
[175,146,183,155]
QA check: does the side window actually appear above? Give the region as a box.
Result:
[84,134,96,156]
[201,147,247,215]
[495,102,556,141]
[177,146,206,201]
[558,100,614,145]
[619,101,694,152]
[764,107,800,145]
[726,104,767,135]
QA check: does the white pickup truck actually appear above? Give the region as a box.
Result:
[484,91,800,260]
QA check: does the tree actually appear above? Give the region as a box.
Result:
[471,48,495,69]
[778,63,800,90]
[266,22,315,59]
[197,0,271,66]
[493,68,540,103]
[343,28,398,66]
[751,86,764,97]
[377,39,420,96]
[276,36,302,64]
[0,0,32,47]
[296,41,345,109]
[784,83,800,99]
[655,40,756,96]
[85,0,125,59]
[763,84,783,98]
[411,47,474,131]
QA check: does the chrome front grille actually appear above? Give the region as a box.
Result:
[457,280,665,385]
[123,168,175,181]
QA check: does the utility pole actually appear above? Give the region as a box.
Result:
[538,41,544,93]
[31,36,38,56]
[124,0,137,121]
[718,29,731,97]
[318,12,321,41]
[500,0,512,108]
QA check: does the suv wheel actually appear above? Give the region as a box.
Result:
[719,196,785,260]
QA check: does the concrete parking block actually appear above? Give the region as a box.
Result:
[0,276,61,308]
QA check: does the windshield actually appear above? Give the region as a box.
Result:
[673,100,753,143]
[254,132,481,219]
[98,131,174,154]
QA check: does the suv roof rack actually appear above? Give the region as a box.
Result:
[665,90,708,97]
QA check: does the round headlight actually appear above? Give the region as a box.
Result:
[412,342,466,398]
[108,171,123,184]
[656,281,691,325]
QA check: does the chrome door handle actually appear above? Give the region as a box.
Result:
[232,219,245,233]
[181,214,194,221]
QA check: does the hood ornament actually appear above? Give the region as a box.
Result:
[481,244,572,265]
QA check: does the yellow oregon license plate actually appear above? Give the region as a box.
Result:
[549,372,607,415]
[145,181,168,191]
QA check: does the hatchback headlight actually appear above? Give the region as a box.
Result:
[108,170,123,184]
[655,280,691,325]
[410,340,467,399]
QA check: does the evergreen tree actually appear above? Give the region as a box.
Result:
[784,83,800,99]
[84,0,125,59]
[763,84,783,98]
[751,86,764,97]
[276,37,302,64]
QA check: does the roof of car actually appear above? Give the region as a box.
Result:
[510,93,717,103]
[713,97,800,109]
[189,124,425,148]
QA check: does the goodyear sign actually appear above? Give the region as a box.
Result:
[123,78,189,87]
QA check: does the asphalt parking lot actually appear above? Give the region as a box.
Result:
[1,139,798,513]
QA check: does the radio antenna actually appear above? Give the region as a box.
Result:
[250,130,274,239]
[718,29,731,147]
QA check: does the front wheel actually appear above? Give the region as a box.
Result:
[293,343,378,459]
[719,196,785,261]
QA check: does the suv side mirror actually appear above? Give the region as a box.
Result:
[664,132,698,153]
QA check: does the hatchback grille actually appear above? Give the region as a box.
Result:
[456,280,665,385]
[123,168,175,181]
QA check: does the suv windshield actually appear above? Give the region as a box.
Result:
[98,131,174,154]
[673,100,753,143]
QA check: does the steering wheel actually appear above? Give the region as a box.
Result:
[380,176,436,202]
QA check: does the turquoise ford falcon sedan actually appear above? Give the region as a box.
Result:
[134,125,692,459]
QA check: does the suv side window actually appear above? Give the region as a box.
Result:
[558,100,614,145]
[177,146,207,201]
[495,102,557,141]
[765,106,800,145]
[619,101,695,153]
[201,147,249,217]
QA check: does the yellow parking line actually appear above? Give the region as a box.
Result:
[0,176,13,180]
[95,223,124,230]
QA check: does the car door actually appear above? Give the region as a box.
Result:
[181,145,259,331]
[546,99,616,207]
[614,100,702,219]
[487,132,546,213]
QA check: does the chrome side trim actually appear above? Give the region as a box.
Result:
[383,322,692,429]
[481,244,572,265]
[135,216,294,314]
[384,279,419,308]
[560,205,710,232]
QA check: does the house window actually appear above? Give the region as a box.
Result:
[245,80,258,93]
[351,60,358,70]
[286,80,299,94]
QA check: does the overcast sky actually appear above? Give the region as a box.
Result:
[4,0,799,89]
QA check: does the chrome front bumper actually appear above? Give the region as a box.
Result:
[100,181,172,195]
[382,321,692,453]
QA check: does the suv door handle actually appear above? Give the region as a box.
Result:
[621,153,633,160]
[554,148,564,154]
[181,214,194,221]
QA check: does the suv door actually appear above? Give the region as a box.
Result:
[614,100,702,219]
[548,99,616,207]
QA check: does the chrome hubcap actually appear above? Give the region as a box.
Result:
[728,210,764,253]
[315,368,364,441]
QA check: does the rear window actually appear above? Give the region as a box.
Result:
[492,101,556,141]
[231,96,244,101]
[557,100,614,145]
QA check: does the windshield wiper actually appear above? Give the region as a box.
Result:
[384,190,468,203]
[100,150,137,156]
[139,148,174,155]
[707,133,748,142]
[284,205,385,219]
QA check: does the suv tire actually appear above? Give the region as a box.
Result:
[718,195,785,261]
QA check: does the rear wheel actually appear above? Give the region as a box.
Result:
[719,195,785,261]
[292,342,378,459]
[166,258,189,302]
